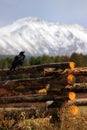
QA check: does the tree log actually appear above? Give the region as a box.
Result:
[68,98,87,106]
[42,67,87,76]
[0,94,66,104]
[66,67,87,76]
[65,83,87,92]
[1,75,87,92]
[0,74,68,90]
[0,62,71,77]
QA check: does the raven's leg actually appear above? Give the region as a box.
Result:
[10,64,16,72]
[10,66,15,72]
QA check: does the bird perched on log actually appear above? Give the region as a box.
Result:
[10,51,25,72]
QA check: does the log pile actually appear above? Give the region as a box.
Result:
[0,66,87,94]
[0,62,87,107]
[0,62,87,123]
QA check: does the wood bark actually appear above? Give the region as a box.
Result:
[0,72,87,92]
[0,94,66,104]
[66,67,87,76]
[68,98,87,106]
[65,83,87,92]
[0,62,70,77]
[0,74,68,90]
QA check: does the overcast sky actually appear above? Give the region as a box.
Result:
[0,0,87,27]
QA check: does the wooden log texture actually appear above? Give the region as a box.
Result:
[0,94,67,104]
[66,67,87,76]
[65,83,87,92]
[68,98,87,106]
[0,68,87,92]
[0,66,87,98]
[0,62,71,77]
[43,67,87,76]
[0,74,68,91]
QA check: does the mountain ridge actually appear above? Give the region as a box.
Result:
[0,17,87,56]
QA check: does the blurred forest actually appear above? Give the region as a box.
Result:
[0,52,87,69]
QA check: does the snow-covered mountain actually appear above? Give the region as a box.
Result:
[0,17,87,56]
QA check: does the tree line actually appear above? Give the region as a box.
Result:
[0,52,87,69]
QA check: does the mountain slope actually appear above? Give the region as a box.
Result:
[0,17,87,56]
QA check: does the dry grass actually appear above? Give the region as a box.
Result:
[0,104,87,130]
[59,103,87,130]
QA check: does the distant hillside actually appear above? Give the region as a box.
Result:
[0,17,87,56]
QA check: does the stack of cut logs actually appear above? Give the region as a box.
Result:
[0,62,87,113]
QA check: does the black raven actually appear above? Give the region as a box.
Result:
[10,51,25,72]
